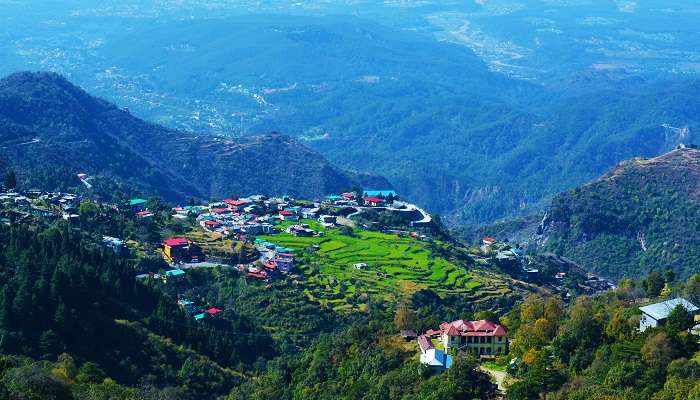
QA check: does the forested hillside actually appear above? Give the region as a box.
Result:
[500,274,700,400]
[0,72,387,202]
[540,147,700,280]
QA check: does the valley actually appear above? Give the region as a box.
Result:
[3,2,700,399]
[4,1,700,224]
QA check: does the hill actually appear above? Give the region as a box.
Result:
[0,71,388,201]
[538,147,700,281]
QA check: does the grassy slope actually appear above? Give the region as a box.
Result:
[260,220,514,311]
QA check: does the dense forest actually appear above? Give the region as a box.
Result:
[501,271,700,399]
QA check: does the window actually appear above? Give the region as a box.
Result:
[497,347,501,354]
[460,336,466,345]
[480,337,485,344]
[487,337,492,343]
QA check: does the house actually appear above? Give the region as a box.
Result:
[224,199,249,210]
[273,254,295,273]
[287,224,314,237]
[129,198,147,212]
[438,319,508,357]
[324,195,342,203]
[162,268,186,283]
[194,313,206,321]
[319,215,337,225]
[420,348,453,371]
[136,210,153,219]
[301,208,320,219]
[206,308,223,316]
[363,196,386,207]
[102,236,130,257]
[177,298,199,315]
[163,238,204,263]
[363,190,397,198]
[400,330,417,341]
[639,298,699,332]
[482,236,496,246]
[353,263,368,270]
[418,335,434,353]
[201,220,220,230]
[279,210,298,221]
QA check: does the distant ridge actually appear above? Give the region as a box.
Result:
[0,71,390,200]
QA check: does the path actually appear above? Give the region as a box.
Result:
[480,366,507,394]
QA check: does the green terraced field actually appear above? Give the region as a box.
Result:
[258,220,499,310]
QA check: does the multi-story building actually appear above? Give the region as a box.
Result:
[439,319,508,357]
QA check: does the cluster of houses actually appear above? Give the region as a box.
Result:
[416,319,509,371]
[247,239,297,280]
[0,189,83,224]
[176,297,224,321]
[322,189,398,208]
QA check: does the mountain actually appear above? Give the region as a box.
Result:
[0,72,388,200]
[537,147,700,281]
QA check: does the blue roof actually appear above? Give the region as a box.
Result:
[420,349,453,369]
[363,190,396,197]
[129,198,147,206]
[640,297,698,320]
[166,268,186,277]
[194,313,205,321]
[325,195,342,200]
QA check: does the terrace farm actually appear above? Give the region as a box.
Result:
[258,218,513,311]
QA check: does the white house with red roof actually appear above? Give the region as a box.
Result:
[438,319,508,357]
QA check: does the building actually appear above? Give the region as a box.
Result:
[318,215,337,225]
[279,210,298,221]
[162,238,204,263]
[162,268,186,283]
[363,190,397,198]
[482,236,496,246]
[102,236,130,257]
[439,320,508,357]
[129,198,147,212]
[420,348,453,371]
[639,298,699,332]
[363,196,386,207]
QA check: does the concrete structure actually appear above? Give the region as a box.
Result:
[639,298,699,332]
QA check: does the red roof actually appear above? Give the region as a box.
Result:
[204,220,219,226]
[279,210,295,216]
[363,196,386,203]
[482,236,496,244]
[263,261,277,270]
[439,319,507,337]
[224,199,248,206]
[417,335,434,352]
[246,271,268,279]
[206,308,223,315]
[164,238,189,247]
[211,208,230,214]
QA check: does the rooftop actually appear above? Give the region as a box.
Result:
[639,297,699,320]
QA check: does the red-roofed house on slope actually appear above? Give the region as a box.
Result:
[363,196,386,207]
[438,320,508,357]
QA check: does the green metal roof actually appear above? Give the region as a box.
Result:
[129,198,147,206]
